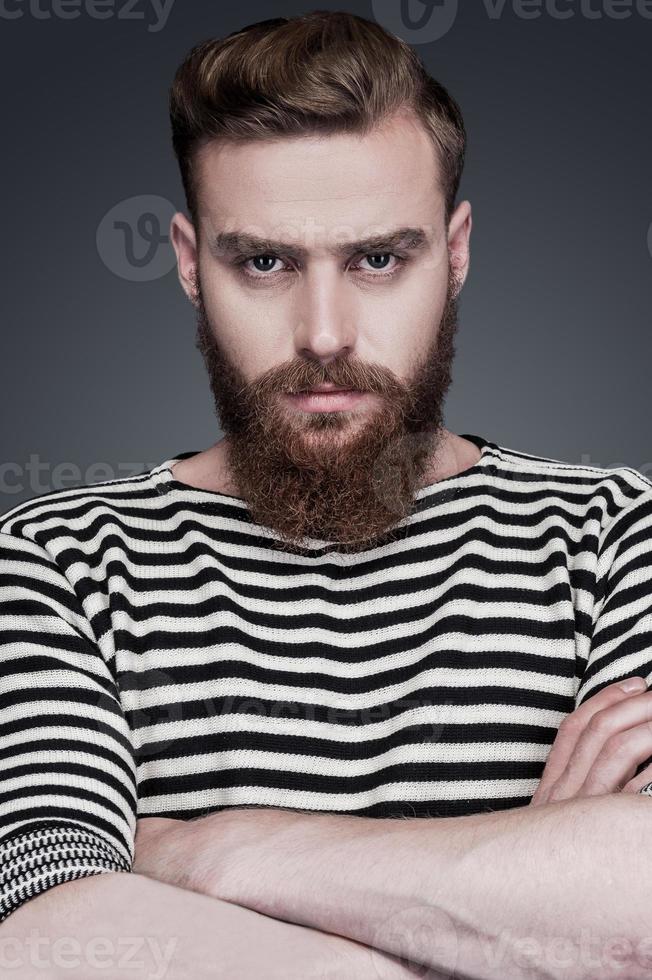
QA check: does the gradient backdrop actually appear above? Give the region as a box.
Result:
[1,0,651,511]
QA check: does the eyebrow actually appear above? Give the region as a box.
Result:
[209,226,431,261]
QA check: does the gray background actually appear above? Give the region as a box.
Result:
[2,0,651,512]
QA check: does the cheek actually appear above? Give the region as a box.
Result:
[360,297,436,370]
[206,307,291,380]
[202,279,252,328]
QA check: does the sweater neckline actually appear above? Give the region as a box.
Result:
[152,433,499,508]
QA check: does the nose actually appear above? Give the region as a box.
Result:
[292,265,357,364]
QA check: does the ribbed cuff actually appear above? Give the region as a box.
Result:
[0,822,131,923]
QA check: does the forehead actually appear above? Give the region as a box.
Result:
[193,111,444,245]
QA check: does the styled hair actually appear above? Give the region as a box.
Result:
[169,10,466,231]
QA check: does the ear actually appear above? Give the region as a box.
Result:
[170,211,199,306]
[447,200,472,292]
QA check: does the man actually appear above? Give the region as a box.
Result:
[2,10,652,979]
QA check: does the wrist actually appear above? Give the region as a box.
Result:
[211,807,310,910]
[174,812,241,896]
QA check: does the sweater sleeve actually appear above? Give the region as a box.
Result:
[0,530,137,923]
[576,489,652,707]
[573,489,652,794]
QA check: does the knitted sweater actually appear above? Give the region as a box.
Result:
[2,432,652,922]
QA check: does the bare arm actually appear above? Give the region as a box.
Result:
[134,793,652,980]
[2,871,423,980]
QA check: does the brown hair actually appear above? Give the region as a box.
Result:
[169,10,466,232]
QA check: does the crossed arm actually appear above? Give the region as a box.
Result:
[133,792,652,980]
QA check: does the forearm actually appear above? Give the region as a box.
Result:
[178,795,652,980]
[2,870,420,980]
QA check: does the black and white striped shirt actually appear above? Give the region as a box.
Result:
[2,432,652,922]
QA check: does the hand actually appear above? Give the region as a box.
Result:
[529,677,652,806]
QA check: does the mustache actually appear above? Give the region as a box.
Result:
[261,357,404,399]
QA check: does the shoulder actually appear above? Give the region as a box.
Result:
[490,439,652,501]
[485,440,652,552]
[0,464,163,549]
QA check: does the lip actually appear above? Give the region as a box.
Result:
[285,389,366,412]
[301,384,355,393]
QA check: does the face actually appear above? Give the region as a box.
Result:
[171,110,472,552]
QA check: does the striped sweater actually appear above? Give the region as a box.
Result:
[2,431,652,923]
